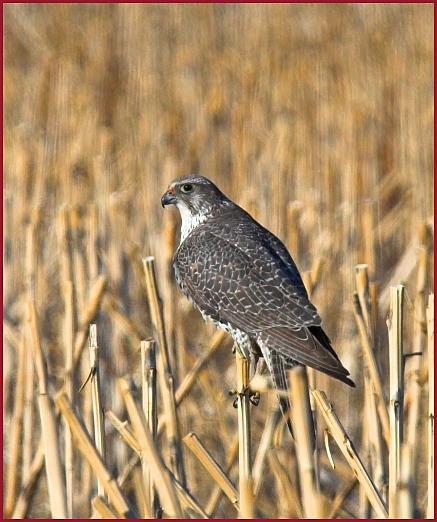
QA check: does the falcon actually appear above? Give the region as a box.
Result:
[161,175,354,426]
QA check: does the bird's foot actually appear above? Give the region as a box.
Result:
[228,387,261,408]
[249,390,261,406]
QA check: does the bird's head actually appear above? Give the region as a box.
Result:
[161,175,230,217]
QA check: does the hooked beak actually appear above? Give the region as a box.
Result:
[161,189,177,208]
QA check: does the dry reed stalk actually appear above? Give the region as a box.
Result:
[302,259,323,485]
[400,232,429,515]
[353,292,390,444]
[4,334,26,517]
[235,351,254,518]
[22,223,37,479]
[132,466,152,518]
[107,410,208,519]
[312,389,388,518]
[369,282,379,342]
[253,407,281,495]
[405,232,429,471]
[355,264,372,333]
[87,324,106,497]
[91,495,122,519]
[78,369,93,507]
[426,293,434,519]
[170,474,210,519]
[142,256,186,485]
[117,377,183,518]
[63,279,75,517]
[183,432,239,509]
[12,441,45,518]
[387,285,405,518]
[205,435,239,516]
[356,264,372,518]
[117,454,139,489]
[154,467,210,518]
[141,339,158,516]
[327,478,358,519]
[21,349,35,479]
[398,443,413,518]
[4,5,433,518]
[360,375,372,518]
[288,366,323,518]
[366,371,386,495]
[55,392,134,518]
[157,330,227,436]
[105,410,141,454]
[72,274,108,368]
[175,330,227,405]
[67,215,91,488]
[84,206,99,496]
[28,301,67,518]
[355,264,385,510]
[267,449,303,518]
[367,282,386,498]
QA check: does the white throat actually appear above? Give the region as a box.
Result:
[177,203,209,244]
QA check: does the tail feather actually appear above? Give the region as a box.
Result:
[255,325,355,441]
[256,326,355,388]
[269,351,295,437]
[259,346,315,443]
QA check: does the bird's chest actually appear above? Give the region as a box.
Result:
[178,206,210,244]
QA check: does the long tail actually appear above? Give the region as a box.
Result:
[258,345,315,442]
[257,325,356,388]
[256,325,355,441]
[271,351,315,440]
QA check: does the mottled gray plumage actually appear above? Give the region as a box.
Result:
[161,175,354,425]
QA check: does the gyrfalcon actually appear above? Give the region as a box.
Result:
[161,175,354,426]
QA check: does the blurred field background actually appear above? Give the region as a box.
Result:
[3,3,434,519]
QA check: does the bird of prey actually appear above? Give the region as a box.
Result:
[161,175,354,426]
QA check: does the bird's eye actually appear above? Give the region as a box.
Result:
[181,183,193,193]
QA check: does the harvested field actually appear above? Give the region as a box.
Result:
[3,4,434,518]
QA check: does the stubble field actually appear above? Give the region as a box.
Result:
[3,3,434,518]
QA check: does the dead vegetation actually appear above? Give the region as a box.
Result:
[3,4,434,518]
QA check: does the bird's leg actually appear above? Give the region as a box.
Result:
[233,341,250,358]
[248,389,260,406]
[228,342,261,406]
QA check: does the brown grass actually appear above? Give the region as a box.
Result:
[3,3,434,518]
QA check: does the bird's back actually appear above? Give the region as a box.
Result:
[173,202,354,387]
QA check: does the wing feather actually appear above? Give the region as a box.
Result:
[174,225,354,386]
[174,230,320,330]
